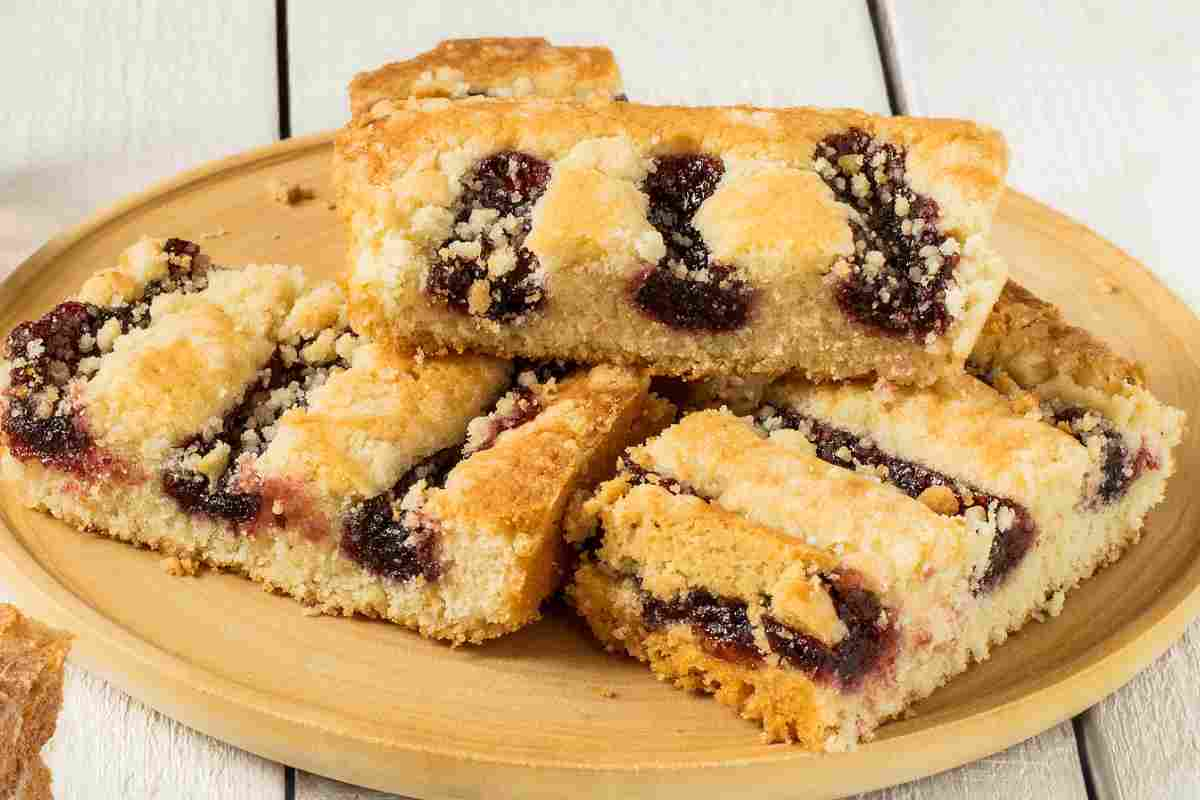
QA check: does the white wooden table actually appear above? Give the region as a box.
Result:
[2,2,1197,797]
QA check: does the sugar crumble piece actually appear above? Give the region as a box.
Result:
[917,484,960,516]
[267,178,316,206]
[160,555,200,577]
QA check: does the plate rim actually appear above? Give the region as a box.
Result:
[1,133,1198,797]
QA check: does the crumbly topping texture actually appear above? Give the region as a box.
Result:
[340,100,1008,382]
[970,281,1144,395]
[609,409,981,596]
[349,37,624,116]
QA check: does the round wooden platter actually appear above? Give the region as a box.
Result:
[1,133,1198,799]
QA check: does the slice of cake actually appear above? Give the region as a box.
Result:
[568,358,1182,748]
[339,100,1009,383]
[0,605,71,797]
[349,37,625,117]
[1,238,671,643]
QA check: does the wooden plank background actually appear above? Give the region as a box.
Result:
[3,1,1198,797]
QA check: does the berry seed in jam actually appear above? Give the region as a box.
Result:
[425,151,551,322]
[815,129,959,338]
[632,155,754,332]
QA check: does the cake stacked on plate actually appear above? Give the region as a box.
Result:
[1,38,1183,751]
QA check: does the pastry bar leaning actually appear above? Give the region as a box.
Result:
[339,98,1009,382]
[0,238,671,644]
[568,363,1181,748]
[349,37,625,116]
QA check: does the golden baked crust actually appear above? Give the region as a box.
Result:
[340,100,1009,381]
[257,346,509,504]
[349,37,624,116]
[764,372,1089,503]
[1,241,671,644]
[625,409,981,593]
[83,266,306,468]
[970,281,1144,394]
[0,606,70,793]
[338,99,1006,237]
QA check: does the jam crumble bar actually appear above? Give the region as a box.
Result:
[340,100,1009,382]
[1,238,672,643]
[568,361,1182,748]
[348,37,624,117]
[567,409,986,749]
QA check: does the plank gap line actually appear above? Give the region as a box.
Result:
[866,0,909,115]
[275,0,292,139]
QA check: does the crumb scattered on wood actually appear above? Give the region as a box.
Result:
[327,201,338,210]
[198,228,228,240]
[267,178,315,205]
[272,233,282,240]
[301,605,324,617]
[1095,276,1118,294]
[160,555,199,577]
[595,686,618,699]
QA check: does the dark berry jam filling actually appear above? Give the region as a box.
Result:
[631,155,754,332]
[162,333,353,525]
[1051,406,1154,506]
[339,358,572,581]
[638,572,894,689]
[816,129,959,338]
[340,445,463,583]
[642,589,763,665]
[425,151,551,322]
[763,573,895,689]
[756,406,1036,593]
[619,456,697,497]
[2,239,209,475]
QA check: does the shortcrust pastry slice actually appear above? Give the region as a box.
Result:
[1,238,671,643]
[340,100,1009,382]
[349,37,625,117]
[567,369,1182,749]
[567,409,991,750]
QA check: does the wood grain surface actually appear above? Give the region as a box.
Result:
[0,136,1196,799]
[883,4,1200,797]
[0,3,285,797]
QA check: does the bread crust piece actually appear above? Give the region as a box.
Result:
[349,38,624,115]
[340,99,1009,382]
[0,606,70,795]
[8,755,52,800]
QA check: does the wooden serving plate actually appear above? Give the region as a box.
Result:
[1,134,1197,799]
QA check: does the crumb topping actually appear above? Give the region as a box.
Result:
[161,328,355,524]
[2,238,209,475]
[754,405,1035,593]
[816,129,961,338]
[630,155,755,331]
[425,151,551,323]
